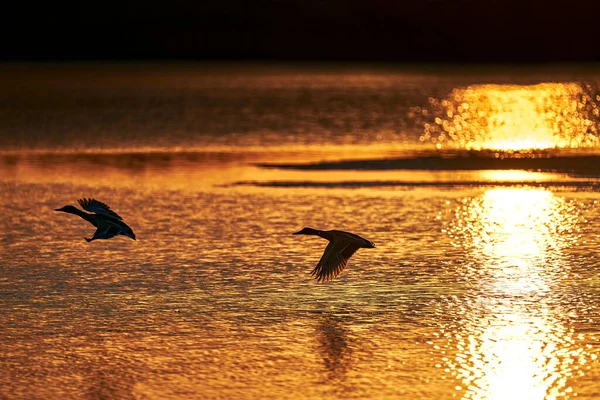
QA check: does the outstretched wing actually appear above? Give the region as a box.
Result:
[310,239,360,282]
[78,198,123,220]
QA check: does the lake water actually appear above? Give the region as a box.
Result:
[2,63,600,399]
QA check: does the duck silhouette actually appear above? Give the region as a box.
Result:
[55,198,136,242]
[293,228,375,282]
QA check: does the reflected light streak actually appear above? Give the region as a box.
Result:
[475,84,578,150]
[444,188,590,400]
[477,190,559,276]
[478,170,562,183]
[415,83,600,151]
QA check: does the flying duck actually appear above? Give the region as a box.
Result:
[55,198,136,242]
[293,228,375,282]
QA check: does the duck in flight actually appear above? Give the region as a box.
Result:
[293,228,375,282]
[55,198,136,242]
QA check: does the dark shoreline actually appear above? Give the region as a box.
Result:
[233,180,600,190]
[257,153,600,176]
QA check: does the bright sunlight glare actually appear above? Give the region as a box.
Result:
[442,188,591,400]
[414,83,600,151]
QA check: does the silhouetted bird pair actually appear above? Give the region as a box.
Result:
[55,198,375,282]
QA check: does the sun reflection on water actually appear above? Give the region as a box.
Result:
[441,188,595,399]
[414,83,600,150]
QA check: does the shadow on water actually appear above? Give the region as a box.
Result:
[316,315,352,384]
[85,362,136,400]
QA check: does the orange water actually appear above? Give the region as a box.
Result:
[3,64,600,399]
[1,148,600,399]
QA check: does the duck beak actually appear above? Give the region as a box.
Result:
[292,230,302,235]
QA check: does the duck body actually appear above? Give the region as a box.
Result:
[293,227,375,282]
[55,198,136,242]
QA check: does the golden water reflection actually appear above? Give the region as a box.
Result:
[443,188,596,399]
[416,83,600,150]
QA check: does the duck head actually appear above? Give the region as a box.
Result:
[293,227,320,235]
[54,205,80,214]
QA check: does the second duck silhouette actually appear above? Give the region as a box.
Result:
[294,228,375,282]
[55,198,136,242]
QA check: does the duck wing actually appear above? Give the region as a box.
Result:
[310,239,361,282]
[78,198,123,220]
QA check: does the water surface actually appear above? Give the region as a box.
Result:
[2,64,600,399]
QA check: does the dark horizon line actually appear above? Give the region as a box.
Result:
[3,56,600,65]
